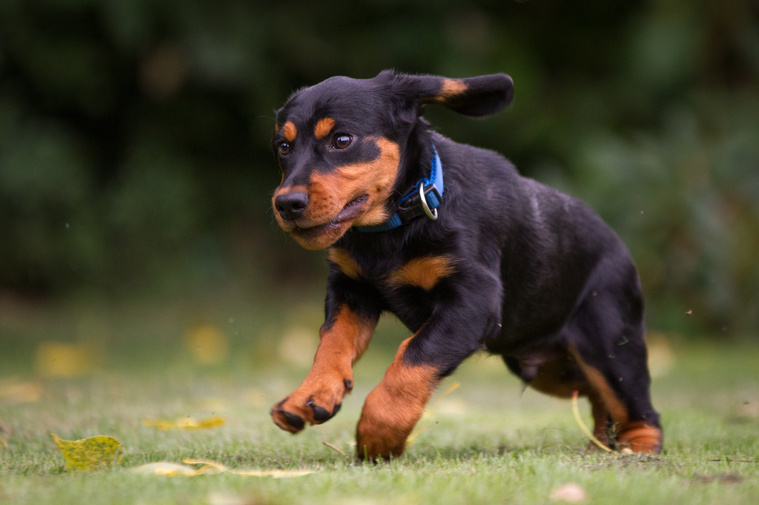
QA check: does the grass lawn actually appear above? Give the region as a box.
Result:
[1,293,758,504]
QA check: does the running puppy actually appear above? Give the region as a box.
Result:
[269,70,662,460]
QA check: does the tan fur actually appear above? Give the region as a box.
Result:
[387,256,456,291]
[314,118,336,140]
[434,79,468,101]
[308,137,400,227]
[282,121,297,142]
[356,337,440,459]
[327,247,363,280]
[567,345,630,425]
[270,305,376,432]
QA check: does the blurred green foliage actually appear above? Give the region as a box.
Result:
[1,0,757,336]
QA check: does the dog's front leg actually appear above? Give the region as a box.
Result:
[356,285,500,460]
[271,304,378,433]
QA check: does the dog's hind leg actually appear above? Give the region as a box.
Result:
[566,290,663,454]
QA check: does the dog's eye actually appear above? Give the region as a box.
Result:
[278,142,291,156]
[332,134,352,150]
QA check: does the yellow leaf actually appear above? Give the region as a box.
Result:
[35,342,99,377]
[185,325,230,365]
[229,468,318,478]
[182,458,230,471]
[0,380,42,404]
[51,433,122,471]
[132,458,317,478]
[131,462,204,476]
[142,416,226,430]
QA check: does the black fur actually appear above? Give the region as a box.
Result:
[270,70,661,457]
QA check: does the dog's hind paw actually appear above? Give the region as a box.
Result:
[617,421,663,454]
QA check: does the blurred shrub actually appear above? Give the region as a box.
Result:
[0,0,757,335]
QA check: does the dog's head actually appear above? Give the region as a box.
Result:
[271,70,514,250]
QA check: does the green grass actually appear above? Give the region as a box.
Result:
[1,294,758,505]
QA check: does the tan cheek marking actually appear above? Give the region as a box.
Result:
[282,121,297,142]
[314,118,336,140]
[435,79,468,101]
[308,137,401,225]
[327,247,363,280]
[568,345,630,425]
[387,256,456,291]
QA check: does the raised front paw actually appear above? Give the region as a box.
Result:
[270,376,353,433]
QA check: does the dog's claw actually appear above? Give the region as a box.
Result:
[308,400,341,422]
[281,410,305,431]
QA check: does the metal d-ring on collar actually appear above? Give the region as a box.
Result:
[418,180,438,221]
[354,145,444,233]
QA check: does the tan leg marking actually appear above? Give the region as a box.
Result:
[271,306,376,432]
[356,338,440,460]
[568,346,662,453]
[617,421,662,454]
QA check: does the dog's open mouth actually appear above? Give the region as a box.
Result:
[290,194,368,246]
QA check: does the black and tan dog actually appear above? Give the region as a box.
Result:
[269,70,662,460]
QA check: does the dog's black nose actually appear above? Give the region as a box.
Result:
[275,192,309,220]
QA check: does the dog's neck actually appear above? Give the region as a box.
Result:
[354,130,442,233]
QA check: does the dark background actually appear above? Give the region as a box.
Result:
[1,0,758,338]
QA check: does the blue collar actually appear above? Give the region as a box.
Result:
[355,145,444,233]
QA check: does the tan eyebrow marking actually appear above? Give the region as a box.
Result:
[282,121,297,142]
[314,118,336,140]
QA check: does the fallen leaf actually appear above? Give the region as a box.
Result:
[550,483,587,503]
[131,462,202,476]
[208,492,259,505]
[230,468,318,478]
[185,325,230,365]
[0,380,42,404]
[142,416,226,430]
[35,342,99,377]
[183,459,317,478]
[51,433,122,471]
[132,458,317,478]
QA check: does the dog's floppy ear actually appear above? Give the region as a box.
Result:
[380,70,514,117]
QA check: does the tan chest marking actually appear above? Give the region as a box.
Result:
[387,256,456,291]
[327,247,363,280]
